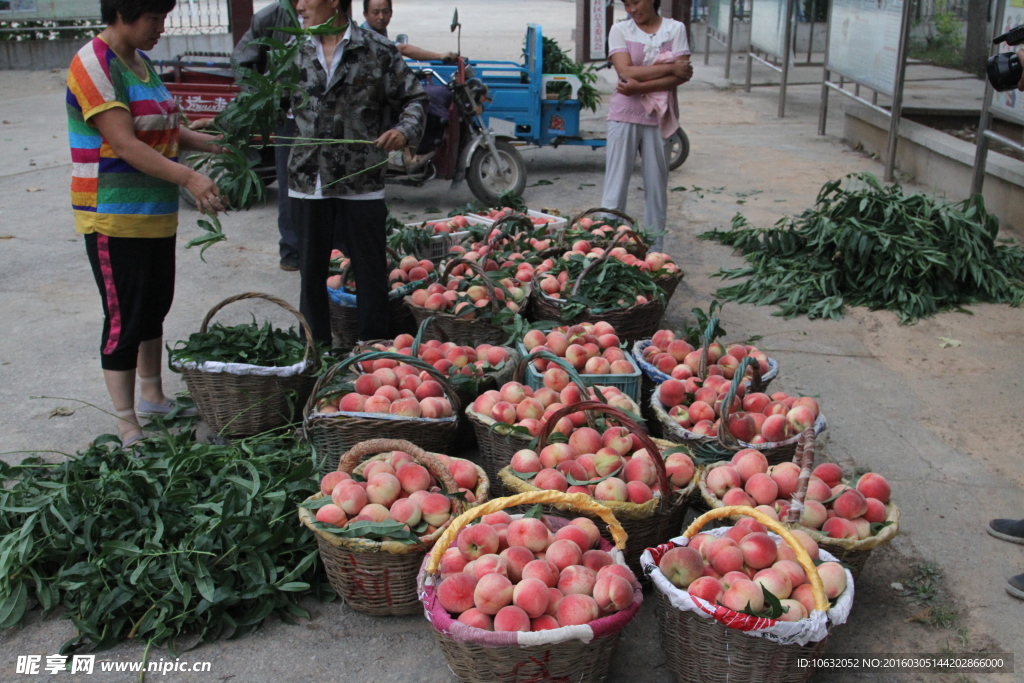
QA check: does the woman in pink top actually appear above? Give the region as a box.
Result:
[600,0,692,250]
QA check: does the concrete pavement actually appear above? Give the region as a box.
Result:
[1,1,1022,680]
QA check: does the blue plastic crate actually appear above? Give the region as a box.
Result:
[516,342,642,402]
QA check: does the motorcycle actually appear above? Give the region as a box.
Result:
[388,45,527,203]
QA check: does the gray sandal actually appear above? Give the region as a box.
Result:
[136,397,198,419]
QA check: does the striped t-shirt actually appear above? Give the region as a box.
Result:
[607,18,690,127]
[67,37,180,238]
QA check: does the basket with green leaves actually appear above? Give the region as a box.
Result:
[298,438,478,615]
[553,208,683,298]
[302,351,462,474]
[652,356,827,467]
[529,238,666,343]
[633,307,780,435]
[451,216,563,288]
[170,292,321,436]
[403,257,531,347]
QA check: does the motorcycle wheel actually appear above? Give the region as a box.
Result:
[665,128,690,171]
[466,140,527,205]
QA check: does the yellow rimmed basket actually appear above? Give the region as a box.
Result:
[418,490,642,683]
[642,505,854,683]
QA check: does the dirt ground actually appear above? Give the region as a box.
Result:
[1,1,1023,681]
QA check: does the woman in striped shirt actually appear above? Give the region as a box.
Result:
[67,0,224,445]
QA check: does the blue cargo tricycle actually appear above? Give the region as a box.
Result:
[409,22,689,196]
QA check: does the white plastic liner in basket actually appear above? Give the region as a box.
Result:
[170,358,312,378]
[418,514,641,647]
[640,527,854,647]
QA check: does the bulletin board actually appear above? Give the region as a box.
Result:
[825,0,905,97]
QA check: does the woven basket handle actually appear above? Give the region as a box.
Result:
[200,292,317,367]
[714,356,764,450]
[410,315,449,356]
[510,351,607,404]
[439,257,501,316]
[337,438,465,515]
[425,490,628,573]
[535,399,669,497]
[606,227,649,259]
[353,350,464,416]
[695,316,719,380]
[302,350,463,423]
[683,505,829,612]
[784,428,817,526]
[565,207,636,239]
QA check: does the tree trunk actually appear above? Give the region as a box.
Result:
[964,0,990,75]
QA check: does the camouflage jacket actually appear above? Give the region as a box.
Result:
[287,23,426,197]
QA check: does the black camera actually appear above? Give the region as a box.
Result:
[986,24,1024,92]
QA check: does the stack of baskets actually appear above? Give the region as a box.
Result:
[419,490,642,683]
[175,292,320,437]
[299,439,487,615]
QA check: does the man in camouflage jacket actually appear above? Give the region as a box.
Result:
[287,23,426,196]
[285,6,426,346]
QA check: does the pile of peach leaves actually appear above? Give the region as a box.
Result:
[0,429,332,653]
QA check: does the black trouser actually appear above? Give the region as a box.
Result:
[275,119,299,260]
[84,232,176,371]
[292,197,389,344]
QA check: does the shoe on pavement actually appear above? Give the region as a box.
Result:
[121,433,145,448]
[137,397,199,419]
[987,519,1024,545]
[1008,573,1024,600]
[280,254,300,271]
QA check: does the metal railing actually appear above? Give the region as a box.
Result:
[165,0,229,35]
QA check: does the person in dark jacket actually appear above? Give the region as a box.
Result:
[231,1,302,271]
[288,0,426,344]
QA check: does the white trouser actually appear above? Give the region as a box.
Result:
[600,120,668,252]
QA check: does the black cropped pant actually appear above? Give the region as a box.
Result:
[291,197,389,345]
